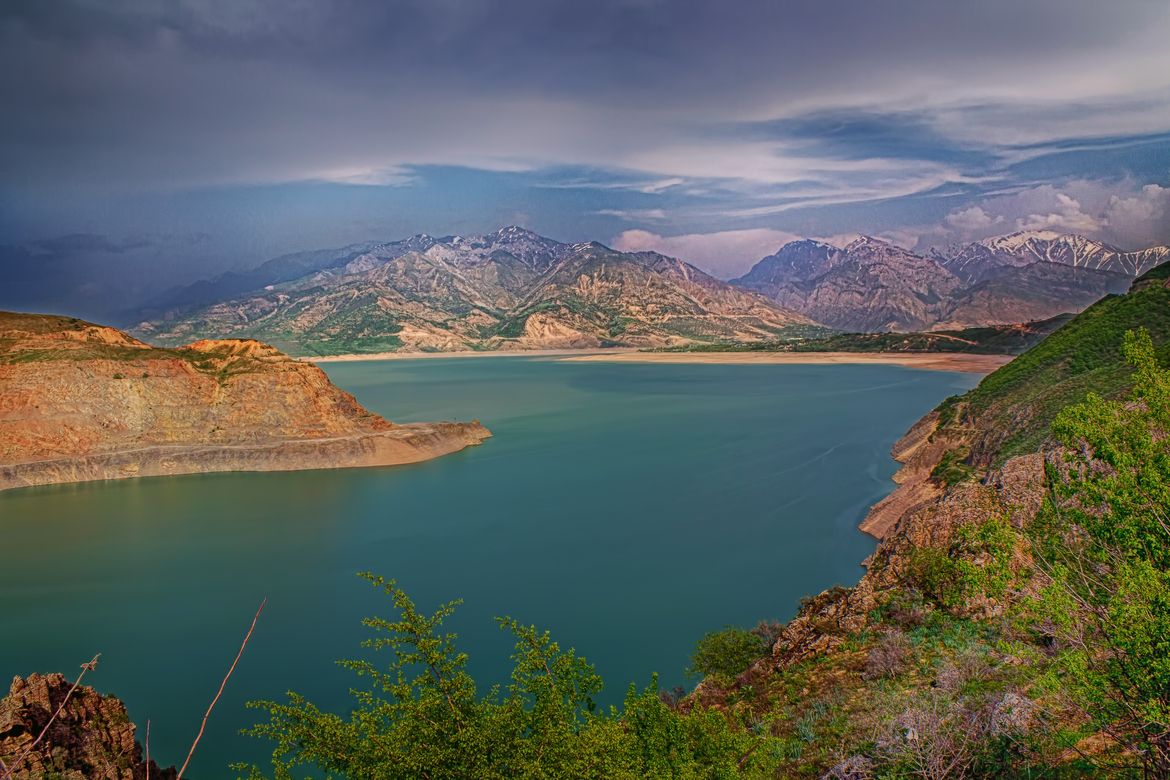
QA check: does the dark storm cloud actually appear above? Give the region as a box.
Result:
[2,0,1168,189]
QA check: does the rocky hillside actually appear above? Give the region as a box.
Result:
[0,671,177,779]
[135,227,816,355]
[0,312,490,491]
[859,261,1170,537]
[732,231,1165,332]
[732,237,962,332]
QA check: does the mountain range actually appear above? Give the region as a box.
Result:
[732,230,1169,332]
[136,227,816,355]
[135,227,1170,353]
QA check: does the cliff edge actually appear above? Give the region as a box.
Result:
[0,312,490,491]
[0,672,177,779]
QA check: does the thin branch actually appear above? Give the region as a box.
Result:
[2,654,101,780]
[144,719,150,780]
[176,598,266,780]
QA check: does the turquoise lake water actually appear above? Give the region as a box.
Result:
[0,357,977,774]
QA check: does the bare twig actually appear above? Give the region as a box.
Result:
[176,598,266,780]
[2,654,101,780]
[144,719,150,780]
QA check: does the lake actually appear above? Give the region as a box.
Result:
[0,357,977,774]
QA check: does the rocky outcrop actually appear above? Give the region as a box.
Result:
[771,452,1048,667]
[858,412,955,539]
[0,312,491,491]
[0,672,177,779]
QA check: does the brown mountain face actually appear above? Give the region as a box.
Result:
[0,311,489,491]
[733,231,1161,332]
[732,237,962,331]
[135,228,816,354]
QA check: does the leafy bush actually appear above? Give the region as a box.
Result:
[240,573,776,778]
[1027,329,1170,776]
[930,447,975,486]
[688,627,769,684]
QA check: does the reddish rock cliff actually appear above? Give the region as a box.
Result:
[0,312,490,491]
[0,672,177,779]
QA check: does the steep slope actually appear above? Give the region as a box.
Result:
[0,311,490,491]
[680,263,1170,777]
[0,672,179,779]
[935,260,1170,466]
[859,261,1170,536]
[937,261,1131,327]
[496,244,817,348]
[137,228,815,354]
[130,234,441,323]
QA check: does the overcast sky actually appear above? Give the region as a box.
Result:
[2,0,1169,318]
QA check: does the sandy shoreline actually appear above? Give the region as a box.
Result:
[559,351,1013,373]
[308,348,634,363]
[310,348,1012,373]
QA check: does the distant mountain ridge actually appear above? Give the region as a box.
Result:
[929,230,1169,283]
[137,227,816,355]
[732,230,1167,332]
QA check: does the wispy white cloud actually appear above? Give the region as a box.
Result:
[595,208,668,221]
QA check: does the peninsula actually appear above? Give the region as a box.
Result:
[0,311,490,492]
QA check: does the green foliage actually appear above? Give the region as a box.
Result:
[952,515,1017,603]
[1050,329,1170,566]
[907,515,1017,610]
[688,628,769,685]
[241,573,775,778]
[1026,328,1170,775]
[930,447,975,486]
[939,274,1170,464]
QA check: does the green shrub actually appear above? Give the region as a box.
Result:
[689,627,769,684]
[240,573,777,778]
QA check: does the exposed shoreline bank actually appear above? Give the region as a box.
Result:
[0,421,491,493]
[309,348,1012,373]
[307,348,634,362]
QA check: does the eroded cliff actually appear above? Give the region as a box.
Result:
[0,312,490,491]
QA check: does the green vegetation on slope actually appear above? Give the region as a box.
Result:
[936,265,1170,465]
[653,317,1067,356]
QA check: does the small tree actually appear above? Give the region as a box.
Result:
[688,627,768,685]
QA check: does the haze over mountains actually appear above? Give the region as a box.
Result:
[135,227,1170,354]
